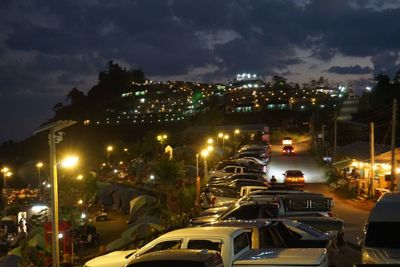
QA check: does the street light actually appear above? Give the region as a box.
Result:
[196,153,200,207]
[36,162,43,188]
[76,174,83,180]
[234,129,240,150]
[217,133,224,147]
[223,134,229,149]
[157,134,168,151]
[207,138,214,145]
[33,120,76,267]
[201,149,209,183]
[106,146,113,165]
[1,167,12,192]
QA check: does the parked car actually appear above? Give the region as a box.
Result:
[200,192,333,219]
[360,192,400,264]
[283,170,305,187]
[126,249,224,267]
[209,166,266,179]
[189,202,280,226]
[209,174,269,187]
[287,216,345,246]
[85,226,328,267]
[201,219,337,251]
[234,156,268,166]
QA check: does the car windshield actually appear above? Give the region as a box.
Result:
[286,171,303,176]
[365,222,400,248]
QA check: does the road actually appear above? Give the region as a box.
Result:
[269,140,371,243]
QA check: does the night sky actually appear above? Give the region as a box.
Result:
[0,0,400,142]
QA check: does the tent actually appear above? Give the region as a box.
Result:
[106,223,164,252]
[128,195,160,224]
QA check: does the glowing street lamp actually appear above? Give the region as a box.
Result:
[36,162,43,188]
[33,120,77,267]
[234,129,240,149]
[61,156,79,168]
[1,167,12,190]
[217,132,224,147]
[207,138,214,145]
[106,146,113,164]
[201,149,209,183]
[156,134,168,151]
[223,134,229,149]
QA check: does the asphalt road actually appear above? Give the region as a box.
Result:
[269,140,370,242]
[269,140,371,266]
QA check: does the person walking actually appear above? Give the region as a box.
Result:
[270,175,277,184]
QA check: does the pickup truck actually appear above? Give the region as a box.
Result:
[85,226,329,267]
[200,192,333,218]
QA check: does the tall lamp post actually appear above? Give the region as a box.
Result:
[36,162,43,188]
[223,134,229,149]
[1,167,12,191]
[1,167,12,214]
[217,133,224,147]
[234,129,240,150]
[196,153,200,206]
[201,149,209,184]
[34,120,76,267]
[106,146,113,165]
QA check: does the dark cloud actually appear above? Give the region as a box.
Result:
[327,65,373,75]
[0,0,400,141]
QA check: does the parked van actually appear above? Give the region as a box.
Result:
[361,192,400,264]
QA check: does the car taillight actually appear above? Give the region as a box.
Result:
[211,197,216,207]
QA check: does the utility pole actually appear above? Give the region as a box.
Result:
[322,124,326,148]
[370,122,375,197]
[391,98,397,191]
[310,114,316,153]
[333,112,337,162]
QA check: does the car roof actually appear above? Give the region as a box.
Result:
[161,226,244,238]
[369,192,400,222]
[202,219,293,228]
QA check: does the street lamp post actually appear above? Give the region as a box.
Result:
[223,134,229,149]
[234,129,240,150]
[201,149,209,184]
[217,133,223,147]
[106,146,113,165]
[1,167,12,213]
[34,120,76,267]
[36,162,43,189]
[1,167,11,191]
[196,154,200,206]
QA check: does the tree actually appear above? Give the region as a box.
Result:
[152,157,186,212]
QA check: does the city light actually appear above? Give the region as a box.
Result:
[76,174,83,180]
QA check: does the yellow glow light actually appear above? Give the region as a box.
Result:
[218,133,224,138]
[201,149,209,158]
[107,146,113,152]
[234,129,240,134]
[61,156,79,168]
[207,138,214,144]
[36,162,43,168]
[77,174,83,180]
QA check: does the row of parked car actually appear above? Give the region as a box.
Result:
[84,141,344,267]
